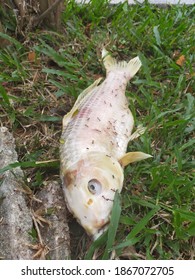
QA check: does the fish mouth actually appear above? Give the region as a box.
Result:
[93,221,110,240]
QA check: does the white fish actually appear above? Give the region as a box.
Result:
[60,49,152,240]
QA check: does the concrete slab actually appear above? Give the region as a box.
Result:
[0,127,33,260]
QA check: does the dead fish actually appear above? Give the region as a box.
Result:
[60,49,152,240]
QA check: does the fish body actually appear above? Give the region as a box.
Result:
[60,49,151,239]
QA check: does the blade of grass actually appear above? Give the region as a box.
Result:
[153,25,161,46]
[127,206,160,240]
[0,32,23,50]
[112,236,141,251]
[38,115,61,122]
[138,52,152,82]
[111,207,160,252]
[84,231,108,260]
[0,160,59,174]
[0,84,11,106]
[102,191,121,259]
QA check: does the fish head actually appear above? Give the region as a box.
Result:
[61,152,124,240]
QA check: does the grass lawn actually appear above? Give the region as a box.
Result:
[0,0,194,259]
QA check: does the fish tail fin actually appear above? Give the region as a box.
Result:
[127,56,142,78]
[102,48,142,79]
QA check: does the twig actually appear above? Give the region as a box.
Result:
[35,159,59,164]
[31,210,44,245]
[13,0,26,30]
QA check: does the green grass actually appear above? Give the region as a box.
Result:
[0,0,194,259]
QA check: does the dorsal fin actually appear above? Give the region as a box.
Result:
[73,77,102,109]
[62,77,102,129]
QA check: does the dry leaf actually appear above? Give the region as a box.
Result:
[176,55,185,66]
[28,51,36,62]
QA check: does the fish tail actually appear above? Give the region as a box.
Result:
[102,48,142,79]
[127,56,142,78]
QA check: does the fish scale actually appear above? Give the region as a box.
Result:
[60,49,152,239]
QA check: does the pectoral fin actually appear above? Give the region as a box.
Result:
[129,125,146,142]
[119,152,152,167]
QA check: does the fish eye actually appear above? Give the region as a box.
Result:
[88,179,102,195]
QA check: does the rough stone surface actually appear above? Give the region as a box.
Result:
[33,181,70,259]
[0,127,33,259]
